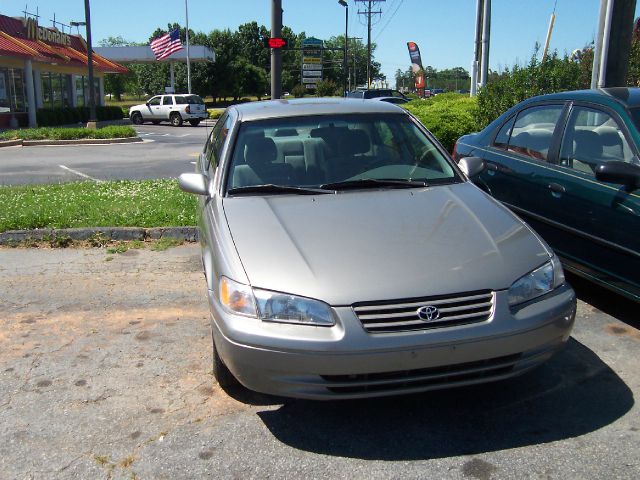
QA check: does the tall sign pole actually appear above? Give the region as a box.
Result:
[185,0,192,94]
[479,0,491,88]
[271,0,283,99]
[84,0,96,126]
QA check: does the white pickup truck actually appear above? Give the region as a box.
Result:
[129,94,209,127]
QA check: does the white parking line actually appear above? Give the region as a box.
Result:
[59,164,103,182]
[190,161,196,165]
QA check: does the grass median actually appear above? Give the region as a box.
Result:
[0,125,137,141]
[0,179,196,232]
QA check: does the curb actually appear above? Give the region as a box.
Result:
[0,137,143,147]
[0,226,199,245]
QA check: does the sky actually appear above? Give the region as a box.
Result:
[3,0,640,84]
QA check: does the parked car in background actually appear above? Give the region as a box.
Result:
[431,88,445,96]
[370,96,409,105]
[454,88,640,301]
[346,88,409,101]
[177,97,576,400]
[129,94,208,127]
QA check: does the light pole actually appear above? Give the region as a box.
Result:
[82,0,96,127]
[339,0,348,96]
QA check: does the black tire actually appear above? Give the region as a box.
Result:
[189,120,201,127]
[151,120,161,125]
[170,112,183,127]
[130,112,144,125]
[212,332,239,388]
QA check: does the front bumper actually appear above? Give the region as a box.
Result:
[210,286,576,399]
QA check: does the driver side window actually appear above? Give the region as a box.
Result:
[559,107,635,175]
[147,96,161,106]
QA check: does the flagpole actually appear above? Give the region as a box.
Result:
[185,0,191,94]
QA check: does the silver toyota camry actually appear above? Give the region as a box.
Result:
[179,98,576,400]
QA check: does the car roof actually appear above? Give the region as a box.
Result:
[525,87,640,109]
[231,97,405,122]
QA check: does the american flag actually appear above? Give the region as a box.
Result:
[150,28,184,60]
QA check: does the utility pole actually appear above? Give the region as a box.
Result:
[591,0,637,88]
[185,0,191,93]
[271,0,283,99]
[470,0,483,96]
[479,0,491,88]
[356,0,384,88]
[83,0,96,127]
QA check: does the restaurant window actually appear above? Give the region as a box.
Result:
[0,68,26,113]
[75,76,100,107]
[41,72,71,108]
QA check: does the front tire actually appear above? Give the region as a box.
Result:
[212,332,239,389]
[170,112,183,127]
[189,120,201,127]
[130,112,144,125]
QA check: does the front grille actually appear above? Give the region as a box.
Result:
[353,290,494,333]
[321,353,521,395]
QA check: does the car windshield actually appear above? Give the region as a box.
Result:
[225,113,460,194]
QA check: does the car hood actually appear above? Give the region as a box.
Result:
[223,183,550,305]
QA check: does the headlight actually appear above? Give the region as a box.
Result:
[508,256,565,307]
[219,277,334,326]
[254,288,335,326]
[219,276,257,316]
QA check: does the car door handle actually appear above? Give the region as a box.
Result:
[485,162,498,172]
[548,183,566,194]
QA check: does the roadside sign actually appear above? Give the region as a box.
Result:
[301,37,324,90]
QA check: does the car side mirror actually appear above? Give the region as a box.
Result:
[179,173,210,196]
[595,161,640,189]
[458,156,485,177]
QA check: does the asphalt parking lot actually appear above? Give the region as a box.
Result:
[0,245,638,479]
[0,122,215,185]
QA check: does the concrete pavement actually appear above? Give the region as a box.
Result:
[0,245,638,479]
[0,124,211,185]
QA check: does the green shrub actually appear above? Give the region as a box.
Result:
[405,95,479,153]
[0,125,137,141]
[207,109,224,119]
[291,84,306,98]
[476,51,586,128]
[34,106,124,127]
[315,80,339,97]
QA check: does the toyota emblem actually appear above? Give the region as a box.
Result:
[417,305,440,322]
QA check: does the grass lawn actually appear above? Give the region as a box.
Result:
[0,179,196,232]
[0,125,137,141]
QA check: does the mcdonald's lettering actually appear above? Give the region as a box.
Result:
[23,17,71,47]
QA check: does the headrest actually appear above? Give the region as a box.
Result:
[573,130,603,159]
[343,129,370,155]
[245,137,277,167]
[275,128,298,137]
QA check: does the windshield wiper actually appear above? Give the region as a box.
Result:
[320,178,428,191]
[227,184,332,196]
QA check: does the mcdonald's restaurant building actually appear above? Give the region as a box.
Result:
[0,13,127,128]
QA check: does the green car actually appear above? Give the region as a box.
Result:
[454,88,640,301]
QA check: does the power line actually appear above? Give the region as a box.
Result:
[355,0,385,87]
[374,0,404,42]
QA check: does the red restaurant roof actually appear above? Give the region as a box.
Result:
[0,13,127,73]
